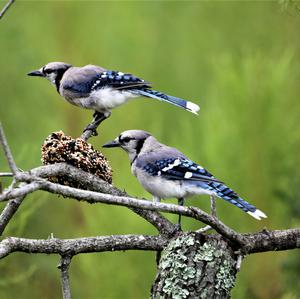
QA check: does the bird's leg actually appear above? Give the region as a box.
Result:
[153,196,161,203]
[81,111,111,141]
[86,111,109,133]
[176,198,185,231]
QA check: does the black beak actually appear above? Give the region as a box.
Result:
[27,70,44,77]
[102,140,120,148]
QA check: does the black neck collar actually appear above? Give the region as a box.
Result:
[55,68,69,93]
[130,138,146,165]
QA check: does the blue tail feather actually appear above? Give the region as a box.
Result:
[130,88,200,114]
[191,181,256,213]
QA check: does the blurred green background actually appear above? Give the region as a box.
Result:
[0,1,300,298]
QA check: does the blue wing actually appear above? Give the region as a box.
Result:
[142,156,262,215]
[63,69,150,94]
[142,157,221,183]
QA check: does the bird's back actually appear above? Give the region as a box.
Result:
[60,65,107,100]
[134,138,186,170]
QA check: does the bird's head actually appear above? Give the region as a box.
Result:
[103,130,152,161]
[27,62,72,86]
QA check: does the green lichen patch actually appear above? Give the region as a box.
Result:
[155,233,201,299]
[194,242,216,262]
[151,233,238,299]
[215,259,236,295]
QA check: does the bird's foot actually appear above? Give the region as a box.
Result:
[80,112,111,141]
[83,123,99,136]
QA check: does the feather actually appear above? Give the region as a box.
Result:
[131,89,200,115]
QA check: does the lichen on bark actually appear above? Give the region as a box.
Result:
[151,232,237,299]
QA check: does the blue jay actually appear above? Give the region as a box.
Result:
[28,62,200,135]
[103,130,267,226]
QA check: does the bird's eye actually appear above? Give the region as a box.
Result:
[43,68,53,74]
[122,137,131,143]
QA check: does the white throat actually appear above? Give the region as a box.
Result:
[46,73,57,85]
[128,150,138,163]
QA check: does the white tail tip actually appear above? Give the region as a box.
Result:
[186,101,200,115]
[247,209,267,220]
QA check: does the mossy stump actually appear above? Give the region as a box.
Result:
[151,232,238,299]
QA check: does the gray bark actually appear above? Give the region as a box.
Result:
[58,255,73,299]
[151,232,237,299]
[0,197,24,235]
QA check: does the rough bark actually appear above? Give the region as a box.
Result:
[242,228,300,254]
[151,232,237,299]
[0,235,167,258]
[0,196,24,235]
[58,255,73,299]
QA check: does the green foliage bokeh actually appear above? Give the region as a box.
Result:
[0,1,299,298]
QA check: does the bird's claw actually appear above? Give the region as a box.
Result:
[83,124,98,136]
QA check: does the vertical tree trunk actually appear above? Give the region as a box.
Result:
[151,232,238,299]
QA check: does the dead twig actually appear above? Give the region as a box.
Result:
[0,0,14,20]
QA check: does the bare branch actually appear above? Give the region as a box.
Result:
[0,235,167,259]
[0,170,245,245]
[0,0,14,19]
[29,163,176,236]
[0,164,175,236]
[196,195,217,233]
[242,228,300,254]
[196,225,213,233]
[0,172,13,177]
[80,126,96,142]
[0,228,298,261]
[0,196,24,235]
[58,255,72,299]
[0,181,41,200]
[210,194,217,218]
[0,124,18,174]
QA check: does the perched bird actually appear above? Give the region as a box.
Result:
[28,62,200,134]
[103,130,267,226]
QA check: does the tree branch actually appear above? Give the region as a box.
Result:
[0,196,24,235]
[0,181,40,200]
[0,0,14,19]
[0,164,175,237]
[58,255,73,299]
[0,228,298,261]
[1,127,299,259]
[1,169,245,245]
[0,235,167,259]
[0,124,28,235]
[30,163,177,236]
[242,228,300,254]
[0,172,13,177]
[0,123,18,174]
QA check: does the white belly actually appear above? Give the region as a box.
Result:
[90,87,137,111]
[65,87,138,112]
[135,170,213,199]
